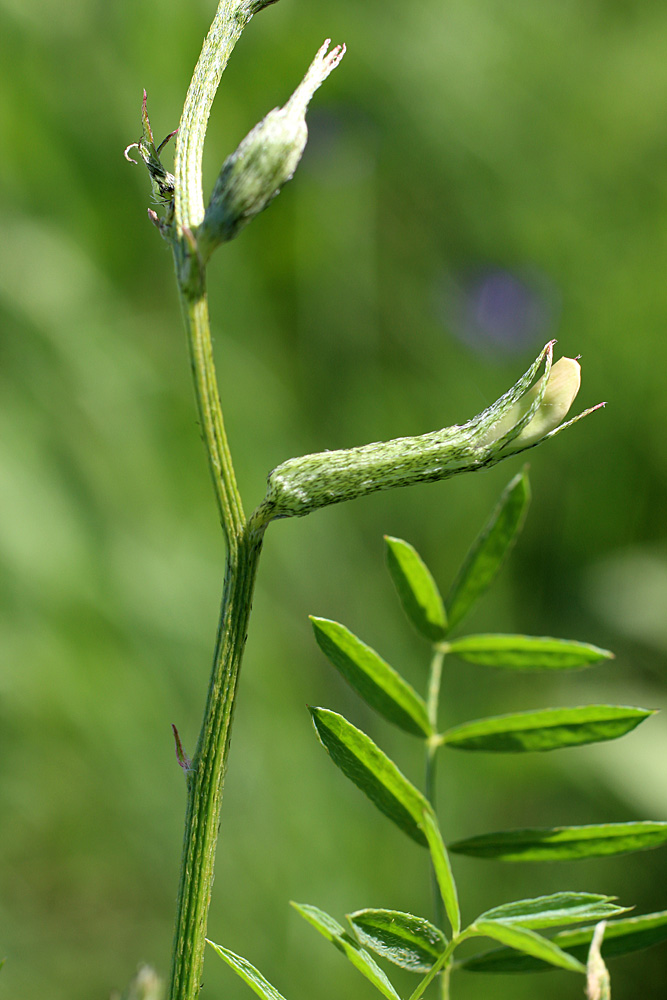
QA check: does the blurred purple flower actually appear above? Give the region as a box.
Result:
[439,267,559,358]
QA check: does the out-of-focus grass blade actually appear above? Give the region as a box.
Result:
[448,634,612,670]
[450,822,667,861]
[348,908,447,973]
[459,911,667,973]
[440,705,653,753]
[477,892,627,929]
[310,707,430,844]
[310,617,431,736]
[291,903,401,1000]
[445,469,530,631]
[469,921,585,973]
[206,941,288,1000]
[384,536,447,641]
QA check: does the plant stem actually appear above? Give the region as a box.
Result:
[166,7,276,995]
[441,963,452,1000]
[174,0,272,234]
[169,276,277,999]
[425,647,445,929]
[168,519,266,1000]
[180,290,245,547]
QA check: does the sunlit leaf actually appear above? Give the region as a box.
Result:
[348,909,447,972]
[450,822,667,861]
[477,892,627,929]
[439,705,653,753]
[459,911,667,973]
[207,941,288,1000]
[448,634,612,670]
[445,469,530,631]
[291,903,401,1000]
[420,807,461,935]
[469,921,585,973]
[310,618,431,736]
[384,536,447,641]
[310,707,429,844]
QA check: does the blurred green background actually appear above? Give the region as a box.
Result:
[1,0,667,997]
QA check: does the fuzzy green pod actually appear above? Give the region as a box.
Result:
[198,39,345,258]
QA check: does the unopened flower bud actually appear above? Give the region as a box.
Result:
[198,39,345,259]
[497,356,582,452]
[255,343,602,523]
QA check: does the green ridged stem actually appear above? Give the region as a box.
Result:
[168,4,276,998]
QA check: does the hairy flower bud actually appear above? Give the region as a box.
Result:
[254,343,603,523]
[198,39,345,259]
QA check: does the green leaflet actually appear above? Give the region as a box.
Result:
[450,821,667,861]
[445,470,530,631]
[348,909,447,973]
[310,707,430,844]
[291,903,400,1000]
[467,922,585,973]
[459,910,667,973]
[310,618,431,737]
[206,941,288,1000]
[476,892,627,929]
[439,705,653,753]
[447,634,613,670]
[384,536,447,641]
[420,806,461,936]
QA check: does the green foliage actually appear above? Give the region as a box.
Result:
[447,634,612,670]
[309,707,431,844]
[450,821,667,862]
[206,941,288,1000]
[445,468,530,631]
[459,910,667,973]
[465,921,586,974]
[475,893,628,929]
[211,471,664,999]
[310,618,431,736]
[290,903,400,1000]
[439,705,653,753]
[257,470,664,998]
[384,536,447,642]
[348,910,447,972]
